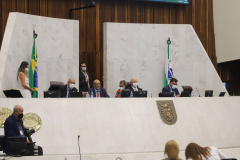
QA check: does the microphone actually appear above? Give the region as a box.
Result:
[196,88,201,97]
[78,135,81,160]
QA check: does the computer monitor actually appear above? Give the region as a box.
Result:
[180,91,191,97]
[69,92,82,98]
[205,90,213,97]
[121,89,131,97]
[44,90,59,98]
[219,92,226,97]
[8,137,28,155]
[159,92,174,97]
[133,90,148,97]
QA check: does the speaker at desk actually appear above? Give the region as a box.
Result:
[159,92,174,97]
[134,90,147,97]
[44,91,59,98]
[205,90,213,97]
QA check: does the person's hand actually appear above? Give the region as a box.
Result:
[176,94,180,97]
[27,138,30,143]
[30,88,34,92]
[86,78,89,82]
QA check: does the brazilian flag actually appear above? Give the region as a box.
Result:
[29,32,38,98]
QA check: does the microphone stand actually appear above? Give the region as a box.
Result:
[78,135,81,160]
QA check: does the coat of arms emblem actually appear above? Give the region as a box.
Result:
[156,100,177,125]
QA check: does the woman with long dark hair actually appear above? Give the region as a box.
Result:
[185,143,226,160]
[17,61,34,98]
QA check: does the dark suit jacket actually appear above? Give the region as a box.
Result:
[58,85,78,98]
[88,88,110,98]
[162,85,179,97]
[4,114,25,138]
[4,114,26,154]
[79,71,93,92]
[125,86,143,92]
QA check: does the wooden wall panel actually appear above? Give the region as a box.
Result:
[218,60,240,96]
[0,0,217,82]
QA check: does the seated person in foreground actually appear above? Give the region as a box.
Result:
[115,80,126,98]
[4,105,33,154]
[125,78,142,92]
[88,79,110,97]
[185,143,226,160]
[162,78,180,97]
[163,140,182,160]
[58,78,78,98]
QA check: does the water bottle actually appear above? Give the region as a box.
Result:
[130,91,133,97]
[86,92,90,98]
[91,91,94,98]
[191,91,194,97]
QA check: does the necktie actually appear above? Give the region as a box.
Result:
[97,90,100,97]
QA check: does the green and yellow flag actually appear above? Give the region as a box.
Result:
[29,32,38,98]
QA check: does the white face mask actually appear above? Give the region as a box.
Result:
[172,85,177,89]
[69,83,75,89]
[25,68,29,72]
[133,83,138,88]
[119,87,124,90]
[82,67,87,72]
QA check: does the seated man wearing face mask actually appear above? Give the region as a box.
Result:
[58,78,78,98]
[88,79,110,97]
[162,78,180,97]
[125,78,143,93]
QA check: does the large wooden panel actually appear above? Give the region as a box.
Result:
[0,0,217,83]
[218,60,240,96]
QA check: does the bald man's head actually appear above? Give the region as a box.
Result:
[67,78,76,89]
[13,105,24,119]
[130,78,138,87]
[93,79,101,89]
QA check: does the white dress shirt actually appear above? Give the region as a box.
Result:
[202,146,226,160]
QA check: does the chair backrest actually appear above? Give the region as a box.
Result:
[48,81,65,91]
[125,82,131,88]
[182,86,193,92]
